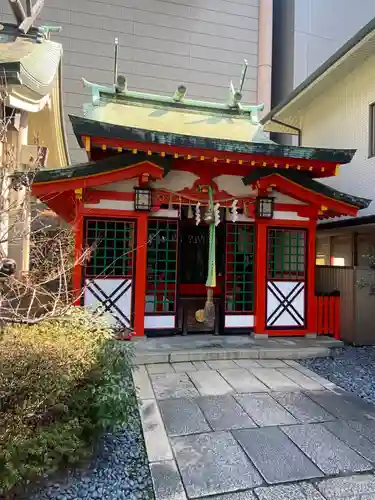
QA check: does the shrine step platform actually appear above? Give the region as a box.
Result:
[132,335,342,365]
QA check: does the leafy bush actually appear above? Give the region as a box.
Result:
[0,308,134,497]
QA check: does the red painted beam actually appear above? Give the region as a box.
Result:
[88,137,337,177]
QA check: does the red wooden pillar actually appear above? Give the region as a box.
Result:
[133,213,148,337]
[72,215,84,306]
[307,220,318,334]
[254,221,268,334]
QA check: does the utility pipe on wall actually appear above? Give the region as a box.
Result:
[257,0,273,117]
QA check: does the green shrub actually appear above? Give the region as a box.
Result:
[0,308,134,497]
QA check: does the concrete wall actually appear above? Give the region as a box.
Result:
[293,0,375,87]
[0,0,262,164]
[300,53,375,217]
[273,0,375,99]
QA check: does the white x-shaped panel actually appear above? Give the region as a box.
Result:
[267,281,305,328]
[85,278,132,328]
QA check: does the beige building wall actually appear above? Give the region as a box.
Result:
[300,53,375,218]
[1,0,266,164]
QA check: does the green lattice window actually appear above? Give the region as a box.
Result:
[146,219,178,313]
[268,228,306,280]
[225,223,255,313]
[84,218,135,278]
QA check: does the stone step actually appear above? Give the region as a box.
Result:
[134,346,332,365]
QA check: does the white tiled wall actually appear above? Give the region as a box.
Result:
[0,0,260,164]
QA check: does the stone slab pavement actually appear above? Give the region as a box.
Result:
[133,358,375,500]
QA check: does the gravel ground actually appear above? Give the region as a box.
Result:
[300,345,375,405]
[22,391,154,500]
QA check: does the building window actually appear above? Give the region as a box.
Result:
[146,219,178,313]
[268,228,306,280]
[330,235,352,267]
[225,223,255,313]
[84,219,135,277]
[316,237,330,266]
[369,103,375,158]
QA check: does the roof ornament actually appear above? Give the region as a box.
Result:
[39,25,62,39]
[173,85,187,102]
[83,36,125,105]
[227,58,265,124]
[250,103,265,125]
[228,59,247,108]
[82,46,266,120]
[113,37,119,87]
[8,0,44,34]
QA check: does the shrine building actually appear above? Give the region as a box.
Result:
[32,74,370,338]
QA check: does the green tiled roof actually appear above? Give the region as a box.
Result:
[34,151,172,184]
[70,115,356,165]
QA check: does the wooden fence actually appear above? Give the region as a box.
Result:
[316,266,375,345]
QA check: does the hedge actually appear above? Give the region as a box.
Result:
[0,308,134,498]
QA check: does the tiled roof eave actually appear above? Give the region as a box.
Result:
[69,115,356,165]
[242,168,371,210]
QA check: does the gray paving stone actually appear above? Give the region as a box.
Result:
[147,363,176,374]
[254,482,325,500]
[151,373,200,400]
[206,360,238,370]
[171,362,196,372]
[233,427,322,484]
[278,367,324,390]
[272,392,335,423]
[332,388,375,417]
[203,492,257,500]
[307,391,367,420]
[132,366,154,399]
[234,359,261,369]
[282,423,372,475]
[195,394,256,431]
[171,431,263,498]
[192,361,211,370]
[235,393,298,426]
[158,398,211,436]
[257,360,288,368]
[324,420,375,462]
[150,460,187,500]
[316,474,375,499]
[219,368,270,393]
[285,362,338,390]
[347,417,375,444]
[188,370,233,396]
[139,399,173,462]
[249,368,301,391]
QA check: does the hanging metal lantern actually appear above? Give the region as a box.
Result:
[256,196,274,219]
[134,187,152,211]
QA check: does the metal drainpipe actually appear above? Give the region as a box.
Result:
[270,117,302,146]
